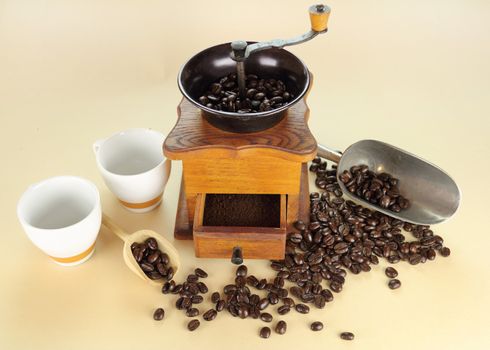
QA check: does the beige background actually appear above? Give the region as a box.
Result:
[1,0,489,349]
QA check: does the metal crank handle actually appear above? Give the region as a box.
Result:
[231,4,331,62]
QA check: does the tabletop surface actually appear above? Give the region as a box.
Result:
[1,1,489,350]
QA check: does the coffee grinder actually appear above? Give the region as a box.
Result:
[164,4,331,263]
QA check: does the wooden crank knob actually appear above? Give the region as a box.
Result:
[309,4,331,32]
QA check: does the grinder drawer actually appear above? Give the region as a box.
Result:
[193,193,287,260]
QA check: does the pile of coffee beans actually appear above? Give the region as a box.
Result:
[338,164,410,212]
[131,238,174,281]
[161,268,209,331]
[161,262,329,338]
[150,155,451,341]
[268,156,450,308]
[198,73,294,113]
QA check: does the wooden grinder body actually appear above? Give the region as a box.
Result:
[164,91,317,260]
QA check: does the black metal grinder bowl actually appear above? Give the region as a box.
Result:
[177,4,331,133]
[178,43,310,133]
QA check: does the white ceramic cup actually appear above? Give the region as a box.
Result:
[17,176,101,266]
[93,128,171,213]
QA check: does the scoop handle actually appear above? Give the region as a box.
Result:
[317,144,342,163]
[102,214,130,242]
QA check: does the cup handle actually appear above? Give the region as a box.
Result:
[93,139,105,154]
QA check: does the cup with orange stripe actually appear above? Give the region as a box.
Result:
[17,176,101,266]
[93,128,171,213]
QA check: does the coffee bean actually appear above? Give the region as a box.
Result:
[273,276,284,288]
[311,321,324,331]
[153,308,164,321]
[156,263,167,276]
[197,282,208,294]
[160,253,169,265]
[210,83,222,95]
[321,289,334,302]
[294,220,306,231]
[235,276,246,288]
[440,247,451,257]
[314,295,326,309]
[145,238,158,250]
[223,81,235,89]
[166,267,174,280]
[334,242,349,255]
[147,271,163,280]
[187,284,200,296]
[275,320,287,335]
[211,292,220,303]
[330,281,342,293]
[259,326,271,339]
[380,195,391,208]
[254,92,265,100]
[203,309,217,321]
[340,332,355,340]
[194,268,208,278]
[140,262,154,272]
[295,304,310,314]
[268,293,279,305]
[198,96,208,105]
[388,279,401,289]
[270,96,283,105]
[191,295,203,304]
[161,281,175,294]
[260,312,273,322]
[409,254,422,265]
[181,297,192,309]
[187,319,200,331]
[216,300,226,312]
[250,294,260,305]
[187,274,198,283]
[258,298,270,310]
[301,293,315,303]
[172,284,183,294]
[277,305,290,315]
[147,252,160,264]
[224,284,236,294]
[238,305,249,319]
[236,265,248,277]
[246,275,259,287]
[186,308,199,317]
[385,267,398,278]
[427,248,436,260]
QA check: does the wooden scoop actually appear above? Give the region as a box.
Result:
[102,214,180,286]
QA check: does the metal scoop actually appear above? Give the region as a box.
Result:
[102,214,180,285]
[317,140,461,225]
